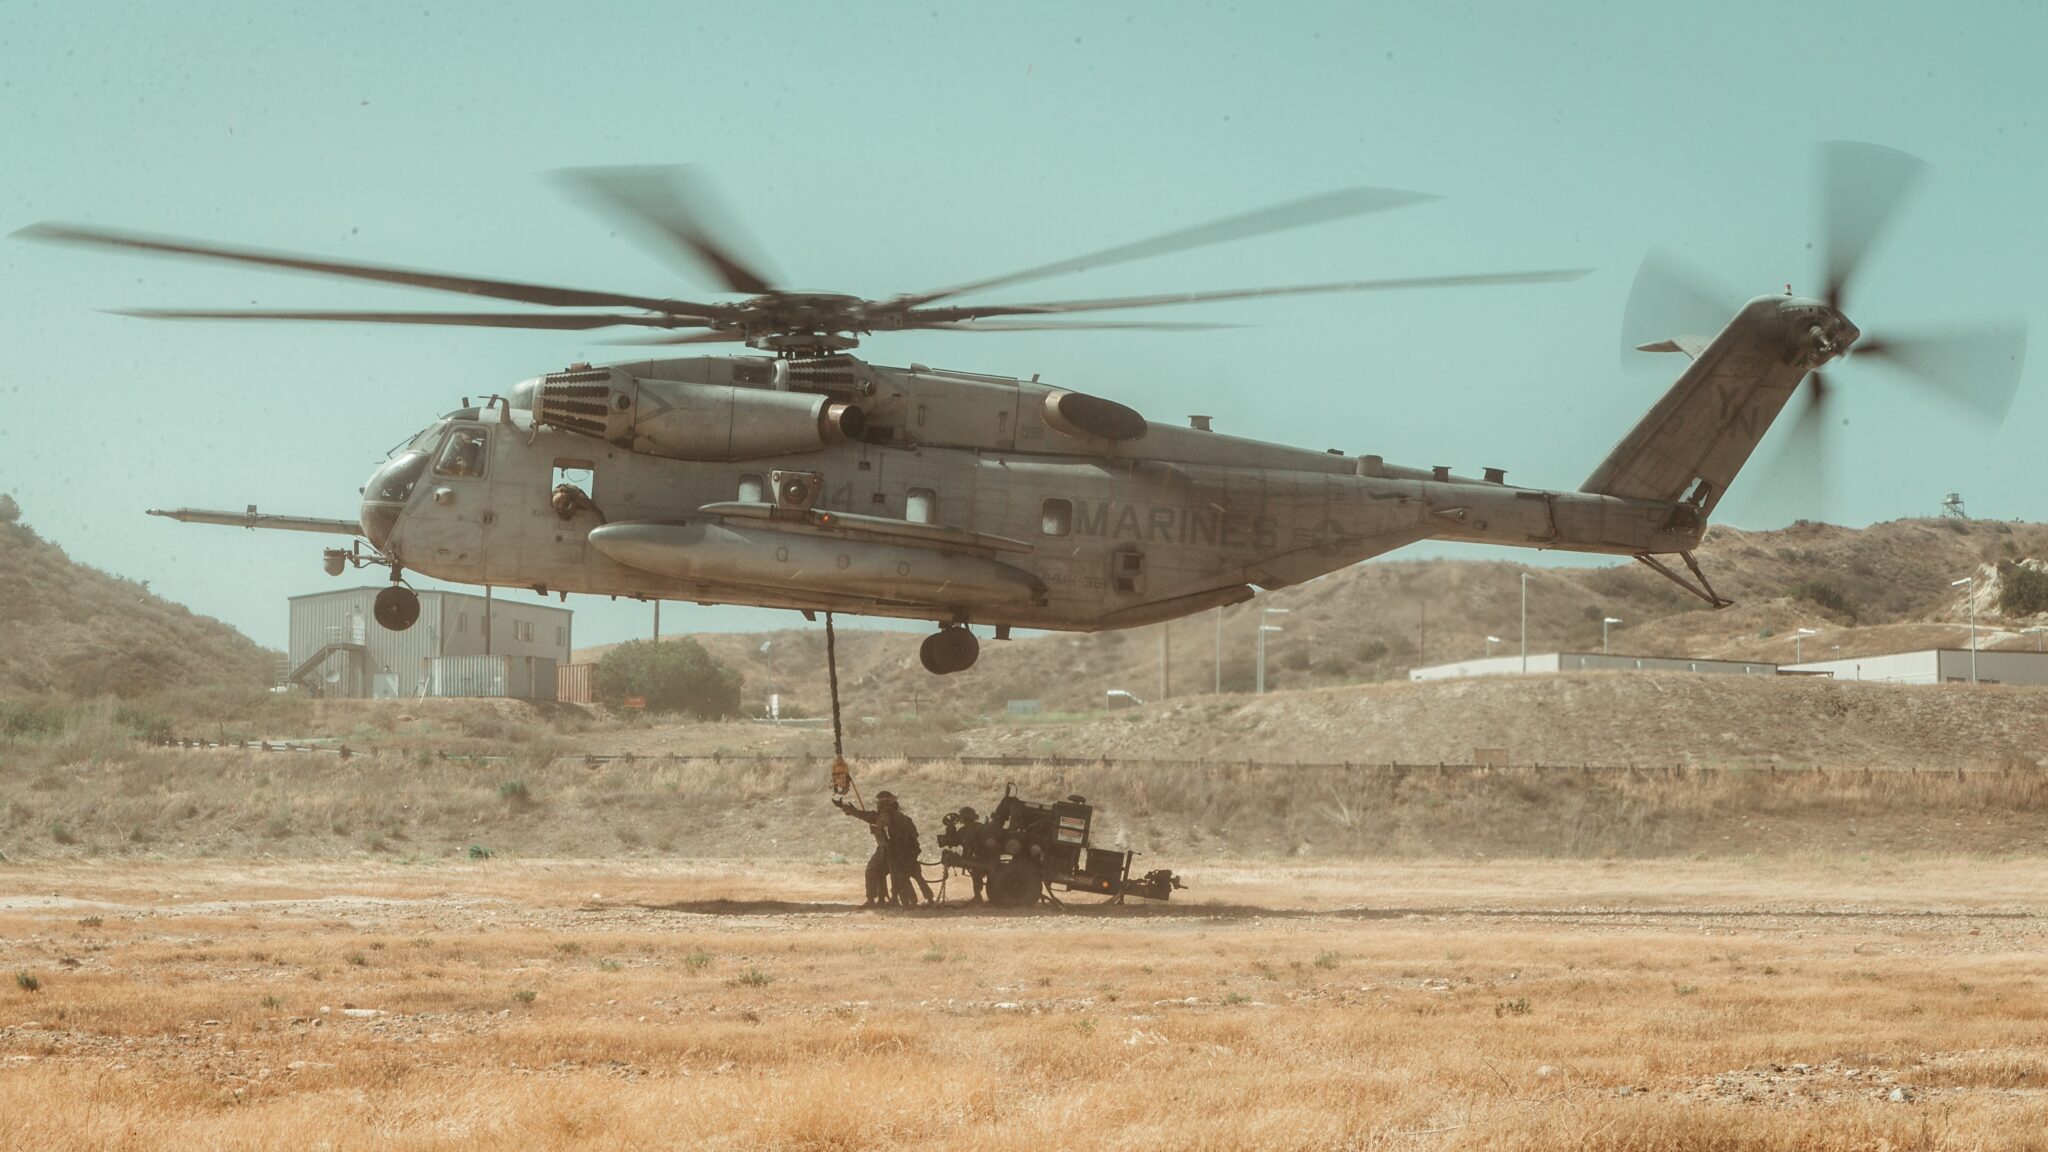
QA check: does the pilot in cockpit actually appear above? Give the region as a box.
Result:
[438,429,486,478]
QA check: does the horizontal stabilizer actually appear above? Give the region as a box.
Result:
[1634,334,1711,359]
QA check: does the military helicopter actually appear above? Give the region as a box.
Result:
[19,145,2023,679]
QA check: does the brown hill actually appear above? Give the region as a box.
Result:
[953,672,2048,771]
[0,514,276,698]
[579,517,2048,719]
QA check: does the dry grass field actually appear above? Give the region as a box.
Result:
[4,858,2046,1150]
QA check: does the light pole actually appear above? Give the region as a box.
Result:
[1951,576,1977,684]
[1519,572,1529,674]
[1794,627,1817,663]
[1486,635,1502,659]
[1602,617,1622,655]
[2027,626,2047,653]
[1257,606,1289,694]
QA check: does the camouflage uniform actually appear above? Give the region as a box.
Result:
[837,791,922,906]
[951,809,990,902]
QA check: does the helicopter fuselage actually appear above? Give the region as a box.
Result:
[356,351,1712,635]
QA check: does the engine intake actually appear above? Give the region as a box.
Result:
[532,368,862,461]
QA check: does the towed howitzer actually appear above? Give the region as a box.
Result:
[939,784,1182,908]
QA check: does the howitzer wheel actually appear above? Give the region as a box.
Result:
[988,859,1043,908]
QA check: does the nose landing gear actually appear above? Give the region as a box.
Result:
[919,625,980,675]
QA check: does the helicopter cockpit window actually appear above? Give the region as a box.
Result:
[1041,498,1073,537]
[434,427,488,479]
[369,451,430,503]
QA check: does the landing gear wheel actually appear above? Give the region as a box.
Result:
[988,859,1043,908]
[374,585,421,631]
[919,626,980,675]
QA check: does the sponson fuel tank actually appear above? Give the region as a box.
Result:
[519,366,864,461]
[588,520,1044,609]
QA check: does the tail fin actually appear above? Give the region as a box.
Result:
[1580,298,1811,519]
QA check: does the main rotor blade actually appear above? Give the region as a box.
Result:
[1619,248,1743,359]
[897,186,1436,309]
[1820,141,1926,310]
[558,166,781,295]
[108,308,717,330]
[1855,323,2028,424]
[603,329,755,346]
[914,318,1242,332]
[904,268,1588,322]
[15,222,705,314]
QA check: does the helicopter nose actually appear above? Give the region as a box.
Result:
[360,499,399,551]
[359,449,429,550]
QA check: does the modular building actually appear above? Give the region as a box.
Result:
[1780,648,2048,686]
[1410,652,1779,682]
[286,587,572,699]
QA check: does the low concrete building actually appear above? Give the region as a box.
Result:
[287,587,572,699]
[1410,652,1779,682]
[1781,648,2048,685]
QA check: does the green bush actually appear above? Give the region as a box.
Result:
[2001,565,2048,618]
[1791,580,1857,621]
[594,639,744,719]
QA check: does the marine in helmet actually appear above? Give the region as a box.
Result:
[938,805,991,903]
[834,790,926,907]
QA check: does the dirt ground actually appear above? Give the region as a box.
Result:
[4,857,2046,1150]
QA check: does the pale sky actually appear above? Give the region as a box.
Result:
[4,1,2043,650]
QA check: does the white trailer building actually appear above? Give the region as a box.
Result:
[286,587,572,699]
[1409,652,1779,682]
[1780,648,2048,685]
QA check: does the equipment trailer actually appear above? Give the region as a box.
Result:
[938,784,1182,908]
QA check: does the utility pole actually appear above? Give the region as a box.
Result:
[1519,572,1529,674]
[484,585,493,657]
[653,600,661,644]
[1257,606,1289,694]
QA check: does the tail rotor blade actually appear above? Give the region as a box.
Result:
[1820,141,1926,310]
[1620,247,1742,360]
[1855,323,2028,424]
[1756,375,1833,522]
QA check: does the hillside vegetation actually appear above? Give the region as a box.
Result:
[0,513,276,698]
[5,727,2045,863]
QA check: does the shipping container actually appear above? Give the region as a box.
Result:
[427,654,560,700]
[558,662,595,704]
